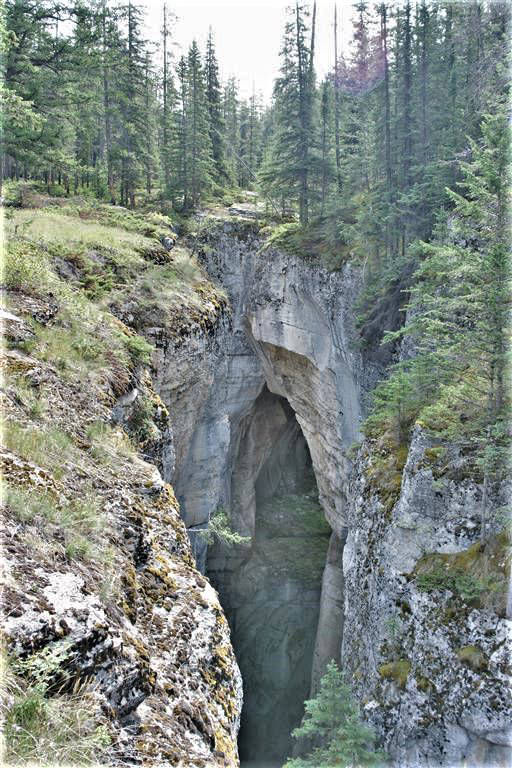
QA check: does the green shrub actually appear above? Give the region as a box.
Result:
[4,241,53,294]
[378,660,411,690]
[415,565,489,602]
[124,333,153,367]
[199,506,251,548]
[128,396,157,443]
[413,534,510,611]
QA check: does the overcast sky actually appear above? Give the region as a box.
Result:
[142,0,356,103]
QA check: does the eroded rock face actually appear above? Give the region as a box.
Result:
[343,427,511,768]
[150,219,367,737]
[150,216,510,767]
[151,217,366,760]
[2,295,242,768]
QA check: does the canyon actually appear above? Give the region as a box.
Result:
[3,204,510,768]
[151,212,510,767]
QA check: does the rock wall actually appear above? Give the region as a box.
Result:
[343,427,511,767]
[153,216,366,703]
[150,213,510,767]
[2,293,242,768]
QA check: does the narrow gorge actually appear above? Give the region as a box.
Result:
[3,1,510,765]
[147,213,361,763]
[147,211,510,767]
[3,197,510,768]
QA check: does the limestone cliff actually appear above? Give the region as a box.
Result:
[3,198,510,768]
[343,428,511,767]
[149,210,510,767]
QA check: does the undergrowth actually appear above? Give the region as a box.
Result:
[4,482,109,563]
[1,647,111,765]
[260,219,351,269]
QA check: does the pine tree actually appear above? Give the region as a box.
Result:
[186,40,214,207]
[160,2,175,195]
[370,102,511,537]
[223,76,239,185]
[118,0,147,207]
[143,49,158,196]
[170,54,189,207]
[319,79,334,216]
[3,0,77,184]
[284,661,384,768]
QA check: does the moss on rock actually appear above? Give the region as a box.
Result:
[457,646,488,672]
[412,532,510,614]
[378,660,411,689]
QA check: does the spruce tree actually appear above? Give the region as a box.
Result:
[370,101,511,539]
[170,55,189,207]
[258,1,319,224]
[223,76,239,185]
[205,28,228,184]
[284,661,384,768]
[160,2,175,196]
[187,40,214,206]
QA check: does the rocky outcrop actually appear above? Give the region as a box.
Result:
[2,287,242,766]
[151,215,367,753]
[8,200,508,768]
[343,427,511,768]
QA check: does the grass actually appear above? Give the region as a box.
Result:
[6,209,150,264]
[5,483,107,563]
[1,650,111,765]
[4,234,151,389]
[86,420,136,466]
[3,420,76,480]
[5,205,216,370]
[413,531,511,614]
[127,246,204,307]
[108,244,225,335]
[6,375,46,421]
[35,320,105,373]
[124,333,153,366]
[4,207,170,303]
[57,200,175,240]
[4,240,55,294]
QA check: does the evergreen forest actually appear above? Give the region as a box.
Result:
[1,1,511,767]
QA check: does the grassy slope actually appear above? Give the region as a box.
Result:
[1,189,233,764]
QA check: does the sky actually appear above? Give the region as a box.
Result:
[142,0,356,103]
